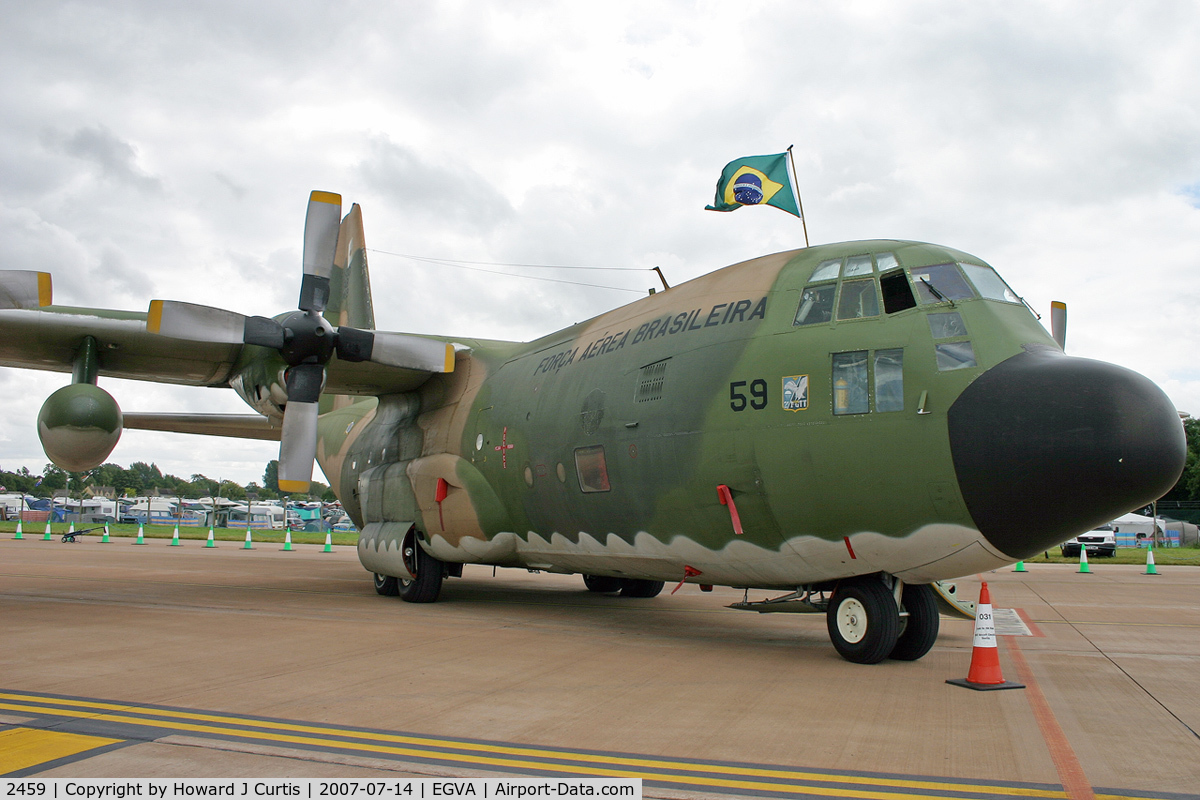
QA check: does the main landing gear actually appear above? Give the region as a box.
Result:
[826,576,938,664]
[583,574,665,598]
[374,527,445,603]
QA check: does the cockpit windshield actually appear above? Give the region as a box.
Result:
[959,263,1021,303]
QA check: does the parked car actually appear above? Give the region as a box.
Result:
[1061,527,1117,558]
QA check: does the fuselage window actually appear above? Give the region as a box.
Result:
[874,349,904,412]
[935,341,978,371]
[832,351,869,415]
[836,278,880,320]
[927,311,967,339]
[794,284,836,326]
[910,264,975,304]
[960,263,1021,303]
[574,445,611,493]
[880,269,916,314]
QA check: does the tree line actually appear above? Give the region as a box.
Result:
[0,460,336,502]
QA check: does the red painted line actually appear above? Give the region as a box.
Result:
[1015,607,1045,638]
[1003,636,1095,800]
[843,536,856,559]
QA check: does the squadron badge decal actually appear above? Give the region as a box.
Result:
[782,374,809,411]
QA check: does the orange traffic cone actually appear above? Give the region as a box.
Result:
[947,582,1025,691]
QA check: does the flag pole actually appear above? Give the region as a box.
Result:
[786,145,810,248]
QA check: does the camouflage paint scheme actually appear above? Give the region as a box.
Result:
[346,238,1053,591]
[0,206,1183,601]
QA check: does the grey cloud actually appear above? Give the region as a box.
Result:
[358,137,514,230]
[42,125,163,193]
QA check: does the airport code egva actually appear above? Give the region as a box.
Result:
[2,782,641,800]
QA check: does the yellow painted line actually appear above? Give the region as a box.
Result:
[0,696,1067,799]
[0,727,120,774]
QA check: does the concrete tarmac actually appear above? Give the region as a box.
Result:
[1,535,1198,798]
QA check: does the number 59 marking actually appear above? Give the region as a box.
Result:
[730,379,768,411]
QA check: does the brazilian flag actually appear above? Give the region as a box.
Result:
[705,152,801,217]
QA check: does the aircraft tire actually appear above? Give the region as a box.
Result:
[374,573,400,596]
[826,578,900,664]
[619,579,665,598]
[583,575,624,593]
[398,529,443,603]
[888,583,939,661]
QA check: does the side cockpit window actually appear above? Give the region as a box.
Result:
[794,284,835,326]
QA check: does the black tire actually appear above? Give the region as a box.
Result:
[620,578,665,598]
[889,583,939,661]
[583,574,623,593]
[826,577,901,664]
[398,528,443,603]
[374,573,399,596]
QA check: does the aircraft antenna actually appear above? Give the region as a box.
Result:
[786,145,811,248]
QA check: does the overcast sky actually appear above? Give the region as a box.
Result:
[1,1,1198,487]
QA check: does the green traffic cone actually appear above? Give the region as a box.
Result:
[321,531,333,553]
[242,529,253,550]
[205,527,216,548]
[14,520,23,540]
[1013,561,1027,573]
[169,526,181,546]
[282,528,294,552]
[1145,545,1159,576]
[133,523,147,545]
[1078,546,1091,574]
[101,523,110,544]
[43,521,52,541]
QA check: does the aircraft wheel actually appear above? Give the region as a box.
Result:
[620,579,664,598]
[583,575,623,593]
[374,573,399,596]
[826,578,900,664]
[889,583,939,661]
[398,529,443,603]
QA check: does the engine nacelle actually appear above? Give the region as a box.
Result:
[37,383,123,472]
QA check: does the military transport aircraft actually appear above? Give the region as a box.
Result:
[0,192,1185,664]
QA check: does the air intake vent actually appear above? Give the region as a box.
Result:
[635,359,669,402]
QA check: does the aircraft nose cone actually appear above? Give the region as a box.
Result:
[948,348,1185,560]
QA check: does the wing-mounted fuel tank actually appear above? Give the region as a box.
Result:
[0,270,127,473]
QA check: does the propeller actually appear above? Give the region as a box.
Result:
[147,191,454,493]
[1050,301,1067,350]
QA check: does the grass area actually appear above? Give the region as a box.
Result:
[1019,545,1200,566]
[0,521,359,547]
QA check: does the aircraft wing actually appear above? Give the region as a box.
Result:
[0,305,449,395]
[0,306,241,387]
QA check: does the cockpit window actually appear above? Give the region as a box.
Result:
[843,254,873,277]
[960,263,1021,303]
[794,284,835,326]
[875,252,899,271]
[837,279,880,320]
[809,259,841,282]
[910,264,975,304]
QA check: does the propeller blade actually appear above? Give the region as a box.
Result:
[276,363,325,493]
[1050,301,1067,350]
[299,190,342,313]
[335,328,455,372]
[0,270,52,309]
[147,300,287,348]
[147,300,247,343]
